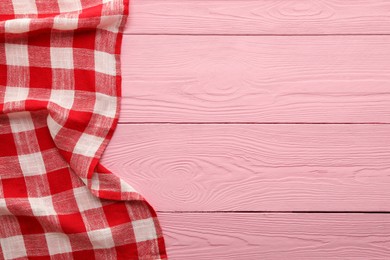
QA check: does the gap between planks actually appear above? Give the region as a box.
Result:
[117,122,390,125]
[156,211,390,214]
[126,32,390,36]
[125,33,390,36]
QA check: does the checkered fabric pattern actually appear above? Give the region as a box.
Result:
[0,0,167,259]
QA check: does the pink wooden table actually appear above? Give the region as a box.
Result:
[103,0,390,258]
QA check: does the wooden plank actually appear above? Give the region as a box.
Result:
[158,213,390,259]
[125,0,390,35]
[120,35,390,123]
[102,124,390,211]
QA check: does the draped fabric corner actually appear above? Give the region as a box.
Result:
[0,1,167,259]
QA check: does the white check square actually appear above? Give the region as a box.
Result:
[94,51,116,76]
[0,235,27,259]
[132,218,158,242]
[73,133,104,157]
[12,0,37,14]
[50,89,75,109]
[5,18,31,33]
[57,0,82,13]
[93,93,117,118]
[73,187,102,212]
[53,17,79,30]
[18,152,46,176]
[88,227,115,249]
[5,43,29,67]
[98,15,121,33]
[28,196,56,216]
[50,47,74,69]
[4,87,29,103]
[45,233,72,255]
[8,111,34,133]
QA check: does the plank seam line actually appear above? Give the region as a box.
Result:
[118,122,390,125]
[124,33,390,37]
[157,211,390,214]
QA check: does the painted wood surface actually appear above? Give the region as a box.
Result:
[102,124,390,211]
[158,213,390,259]
[119,35,390,123]
[125,0,390,35]
[113,1,390,258]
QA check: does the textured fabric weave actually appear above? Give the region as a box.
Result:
[0,1,167,259]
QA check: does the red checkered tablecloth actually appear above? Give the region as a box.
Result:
[0,1,167,259]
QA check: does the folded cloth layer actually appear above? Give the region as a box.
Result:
[0,1,167,259]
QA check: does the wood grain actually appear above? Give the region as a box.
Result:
[124,0,390,35]
[102,124,390,211]
[118,3,390,258]
[159,213,390,259]
[120,35,390,123]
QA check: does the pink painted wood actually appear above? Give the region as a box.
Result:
[119,35,390,123]
[158,213,390,259]
[103,124,390,211]
[125,0,390,35]
[106,1,390,258]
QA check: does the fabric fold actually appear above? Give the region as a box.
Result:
[0,1,167,259]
